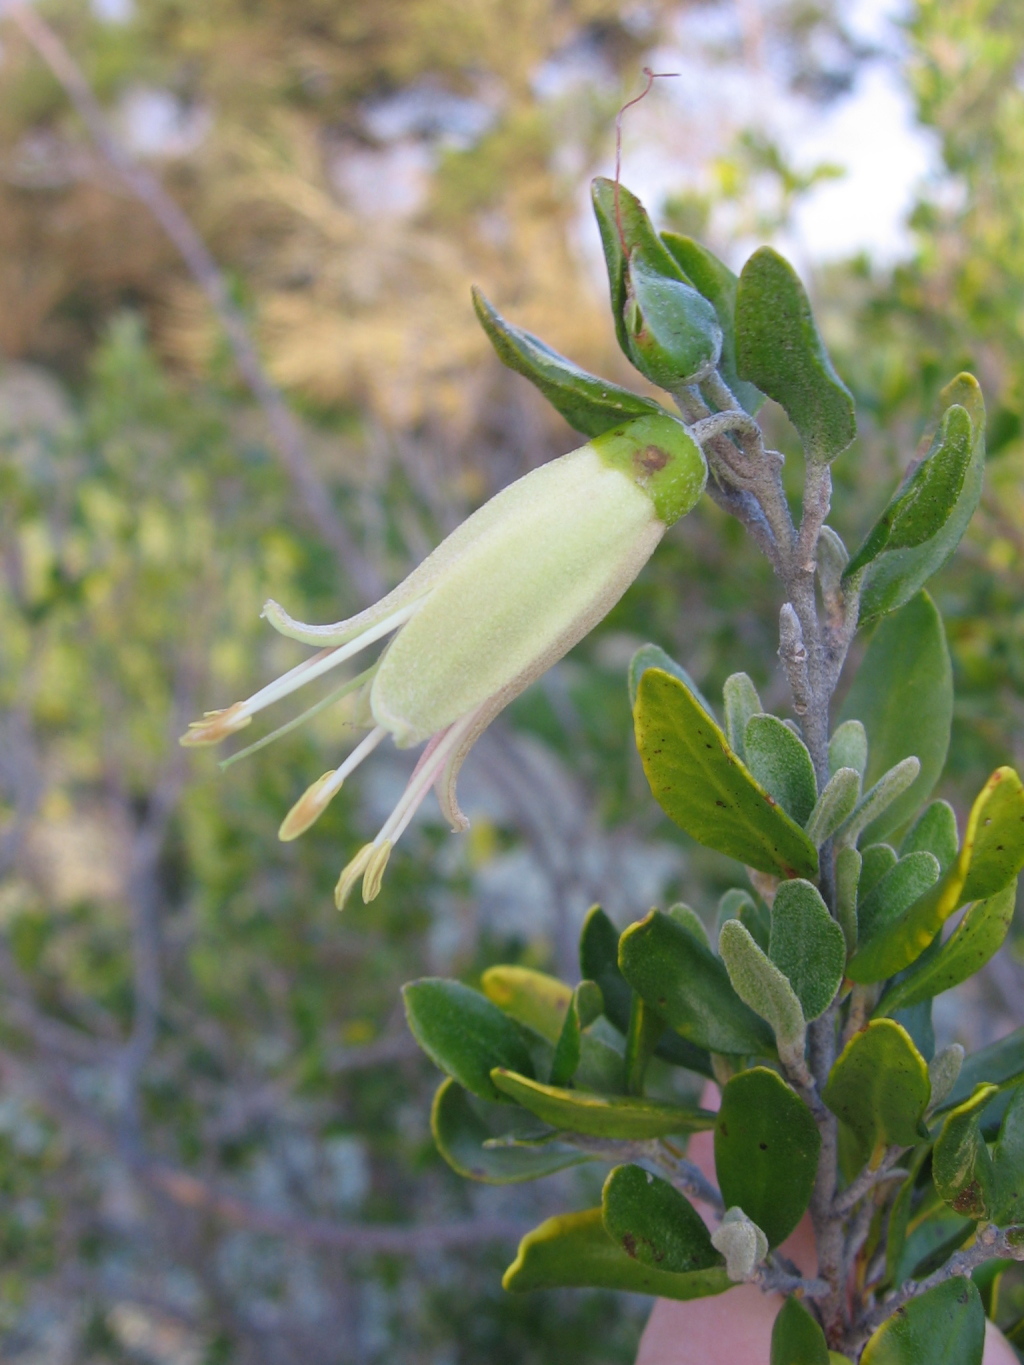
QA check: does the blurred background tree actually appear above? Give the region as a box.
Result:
[2,0,1024,1361]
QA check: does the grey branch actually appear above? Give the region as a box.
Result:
[833,1147,908,1216]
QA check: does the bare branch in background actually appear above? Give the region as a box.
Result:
[1,0,382,604]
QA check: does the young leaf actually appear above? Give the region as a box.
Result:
[770,1296,830,1365]
[717,887,771,953]
[837,758,921,849]
[829,718,868,779]
[481,964,572,1043]
[857,852,941,946]
[620,911,776,1056]
[633,668,818,878]
[854,374,986,626]
[718,920,806,1068]
[933,1085,999,1220]
[859,1277,985,1365]
[471,287,668,437]
[836,845,861,953]
[550,980,606,1087]
[711,1207,768,1280]
[430,1078,588,1184]
[901,800,959,875]
[714,1067,821,1247]
[769,879,846,1020]
[580,905,713,1077]
[805,767,860,847]
[848,766,1024,982]
[744,714,818,826]
[489,1069,716,1140]
[838,591,953,842]
[660,232,765,413]
[602,1164,723,1272]
[668,902,711,949]
[502,1206,732,1299]
[876,884,1016,1015]
[623,251,723,387]
[927,1045,965,1112]
[822,1020,931,1164]
[944,1028,1024,1113]
[723,672,763,760]
[403,979,535,1102]
[845,404,974,579]
[735,246,856,463]
[591,178,693,356]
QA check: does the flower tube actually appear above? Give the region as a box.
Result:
[181,413,707,906]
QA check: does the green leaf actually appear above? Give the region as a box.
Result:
[403,978,534,1102]
[629,643,716,716]
[718,920,806,1067]
[551,980,605,1086]
[991,1087,1024,1226]
[717,887,771,954]
[660,233,765,414]
[857,852,941,947]
[502,1207,732,1299]
[430,1078,588,1184]
[480,965,571,1044]
[848,767,1024,983]
[845,404,974,579]
[928,1046,966,1111]
[933,1084,998,1220]
[805,767,861,848]
[945,1028,1024,1112]
[876,885,1016,1014]
[859,1277,985,1365]
[623,251,723,387]
[735,246,856,464]
[471,287,668,437]
[591,178,695,355]
[829,719,868,779]
[822,1020,931,1164]
[901,801,959,875]
[770,1296,829,1365]
[634,668,818,878]
[723,672,763,761]
[769,879,846,1021]
[620,910,776,1056]
[838,591,953,843]
[838,759,922,849]
[744,714,818,826]
[489,1069,716,1140]
[668,902,711,949]
[860,844,899,901]
[602,1164,723,1272]
[854,375,986,626]
[623,993,664,1095]
[579,906,713,1077]
[836,845,861,953]
[714,1067,820,1247]
[886,1142,934,1286]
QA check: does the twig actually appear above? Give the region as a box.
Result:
[2,0,381,603]
[833,1148,907,1217]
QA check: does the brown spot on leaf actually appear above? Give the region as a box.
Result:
[622,1233,638,1259]
[951,1180,984,1216]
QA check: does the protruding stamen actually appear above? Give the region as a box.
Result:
[335,844,375,910]
[180,702,252,747]
[362,841,392,902]
[278,726,387,841]
[221,664,377,771]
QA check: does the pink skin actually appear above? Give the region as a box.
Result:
[636,1088,1017,1365]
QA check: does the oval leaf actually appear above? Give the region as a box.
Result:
[503,1206,732,1299]
[771,1296,829,1365]
[714,1067,821,1247]
[481,965,571,1044]
[403,978,534,1102]
[430,1078,588,1184]
[619,910,776,1057]
[744,714,818,827]
[839,591,952,843]
[624,252,723,387]
[822,1020,930,1164]
[490,1069,715,1140]
[735,246,856,463]
[769,879,846,1021]
[859,1277,985,1365]
[634,667,818,878]
[472,286,668,437]
[602,1164,722,1272]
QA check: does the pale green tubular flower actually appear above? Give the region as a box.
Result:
[180,414,706,907]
